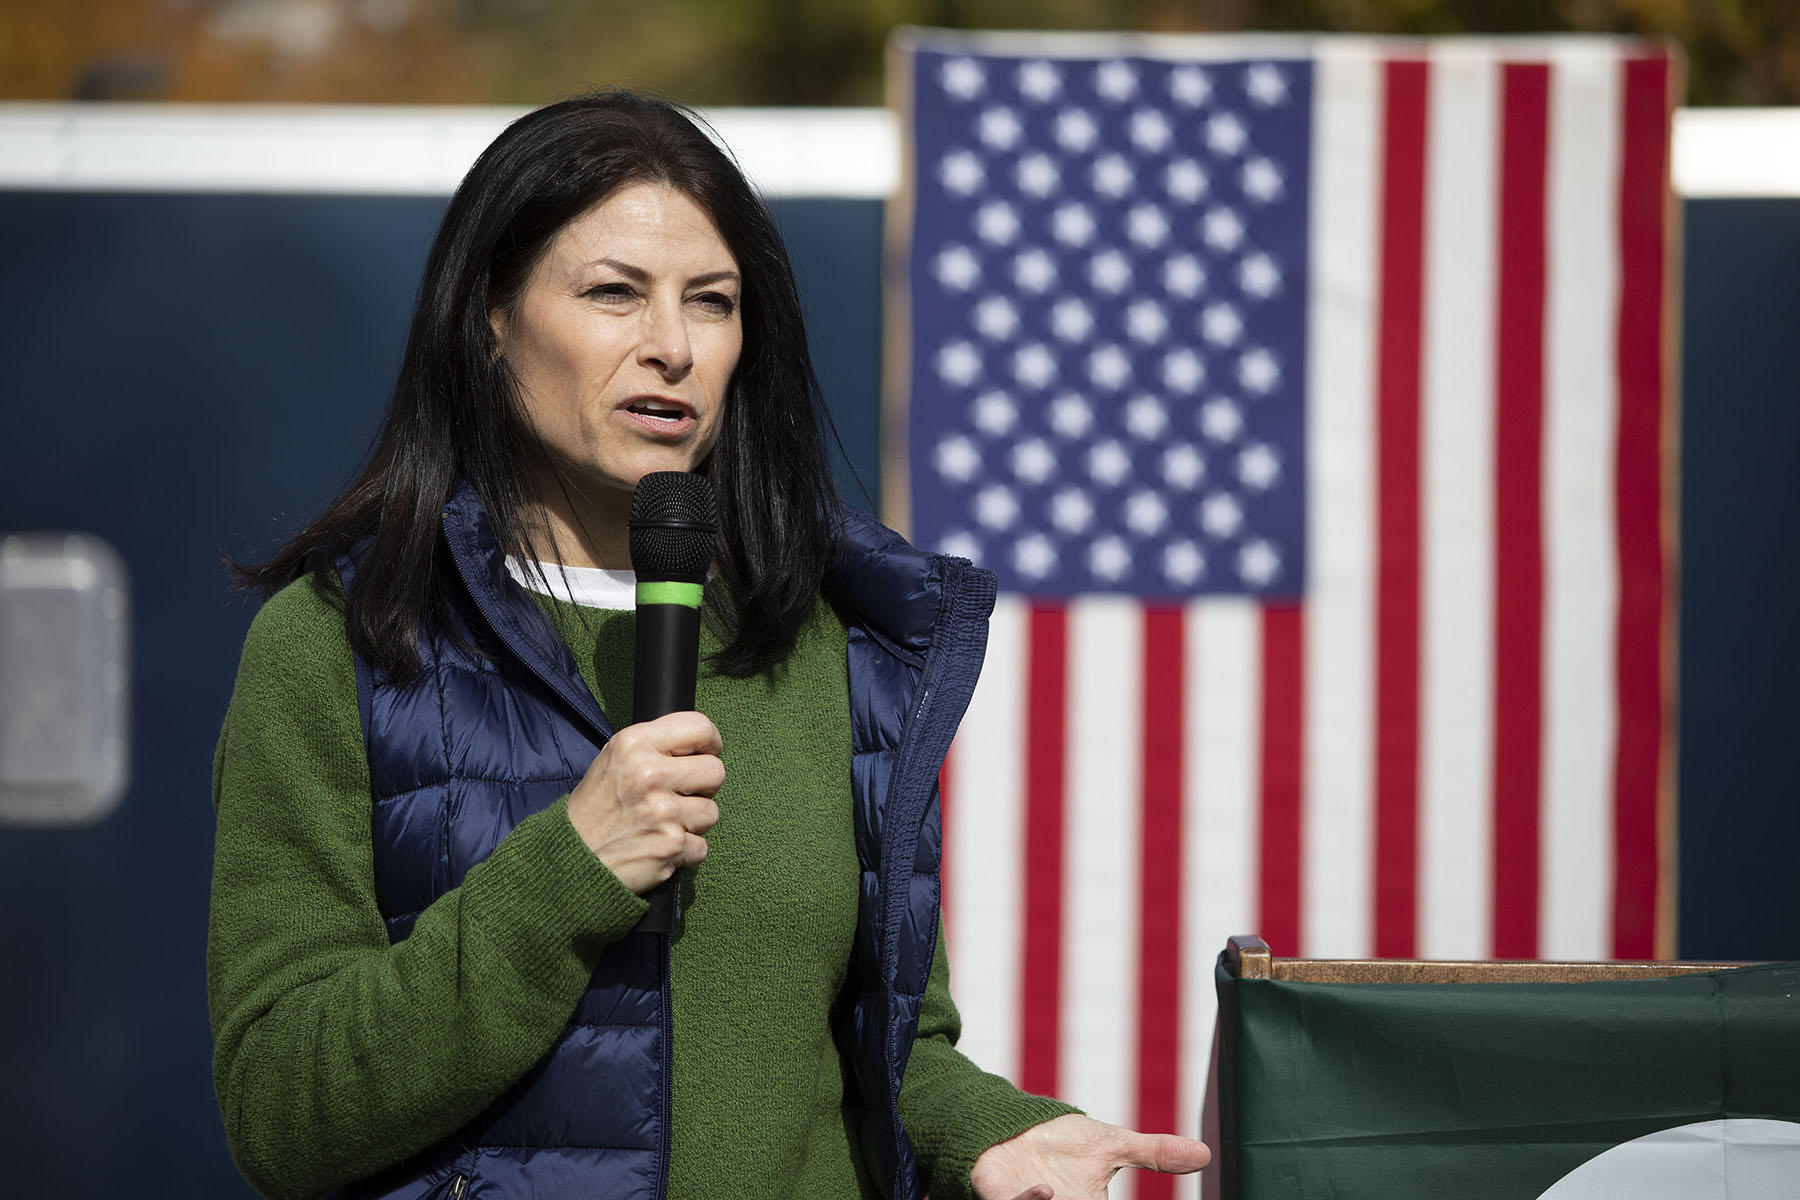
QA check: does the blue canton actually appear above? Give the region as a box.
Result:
[908,48,1313,598]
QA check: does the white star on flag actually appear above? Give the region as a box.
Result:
[973,390,1018,434]
[1125,299,1169,343]
[1242,157,1284,203]
[974,295,1020,340]
[1200,396,1243,442]
[1163,538,1205,584]
[936,341,980,387]
[1055,108,1099,152]
[1051,487,1095,532]
[1017,154,1060,197]
[1201,491,1244,538]
[1240,253,1282,298]
[1238,346,1281,394]
[1238,537,1281,585]
[1092,154,1135,198]
[1018,59,1061,101]
[1125,394,1169,438]
[1166,158,1209,203]
[940,57,985,99]
[1238,442,1282,490]
[1202,301,1245,346]
[1014,250,1057,292]
[1244,62,1288,106]
[1089,535,1130,580]
[1163,254,1206,297]
[1014,533,1057,578]
[974,483,1020,529]
[1169,64,1211,106]
[1088,440,1130,486]
[1052,202,1097,247]
[1013,343,1057,388]
[979,106,1023,150]
[933,435,979,482]
[1012,438,1057,484]
[1050,393,1094,437]
[1207,111,1248,155]
[1163,443,1205,488]
[934,245,980,291]
[1095,59,1138,100]
[1125,489,1169,535]
[1130,108,1174,152]
[1163,348,1206,392]
[1050,298,1095,342]
[939,150,984,195]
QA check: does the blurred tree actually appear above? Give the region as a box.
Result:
[0,0,1793,106]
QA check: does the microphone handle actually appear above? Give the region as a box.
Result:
[633,601,702,935]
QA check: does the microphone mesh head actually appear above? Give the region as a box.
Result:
[628,471,717,584]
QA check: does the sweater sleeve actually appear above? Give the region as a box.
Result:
[897,922,1081,1199]
[207,576,648,1199]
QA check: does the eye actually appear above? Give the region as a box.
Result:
[692,291,737,317]
[585,282,635,302]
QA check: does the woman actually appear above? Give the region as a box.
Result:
[209,89,1209,1200]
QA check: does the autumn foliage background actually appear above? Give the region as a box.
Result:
[3,0,1796,108]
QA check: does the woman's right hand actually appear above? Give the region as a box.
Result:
[565,711,725,895]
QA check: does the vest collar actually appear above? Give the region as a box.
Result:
[440,481,617,742]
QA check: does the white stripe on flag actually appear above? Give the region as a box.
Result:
[1300,43,1381,960]
[1062,598,1142,1130]
[947,596,1027,1080]
[1419,46,1499,961]
[1178,598,1261,1151]
[1540,46,1622,961]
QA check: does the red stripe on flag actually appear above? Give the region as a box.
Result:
[1373,58,1429,959]
[1135,606,1184,1182]
[1020,603,1067,1095]
[1613,54,1671,959]
[1259,604,1305,957]
[1492,62,1550,960]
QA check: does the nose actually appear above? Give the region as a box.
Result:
[638,297,693,381]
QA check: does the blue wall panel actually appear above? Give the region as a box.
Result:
[0,188,1794,1195]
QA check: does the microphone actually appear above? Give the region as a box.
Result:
[628,470,717,935]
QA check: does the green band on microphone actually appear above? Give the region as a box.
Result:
[636,580,704,608]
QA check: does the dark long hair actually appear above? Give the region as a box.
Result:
[233,89,843,680]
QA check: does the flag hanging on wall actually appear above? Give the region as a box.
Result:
[886,28,1679,1195]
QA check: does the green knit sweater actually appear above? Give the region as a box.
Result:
[208,575,1073,1200]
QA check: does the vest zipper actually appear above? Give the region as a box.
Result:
[448,1174,468,1200]
[654,932,674,1200]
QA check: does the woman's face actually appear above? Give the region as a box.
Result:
[494,181,742,512]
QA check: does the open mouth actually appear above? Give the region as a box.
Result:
[627,399,689,423]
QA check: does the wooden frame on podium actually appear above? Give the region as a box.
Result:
[1223,932,1732,984]
[1200,935,1748,1200]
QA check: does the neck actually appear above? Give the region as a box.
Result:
[530,467,633,571]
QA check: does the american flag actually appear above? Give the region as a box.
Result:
[889,30,1677,1194]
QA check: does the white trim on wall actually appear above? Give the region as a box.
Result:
[0,102,1792,198]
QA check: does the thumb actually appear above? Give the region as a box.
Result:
[1115,1131,1211,1175]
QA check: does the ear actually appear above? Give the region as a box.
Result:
[488,308,509,360]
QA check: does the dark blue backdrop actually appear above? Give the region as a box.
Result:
[0,190,1792,1195]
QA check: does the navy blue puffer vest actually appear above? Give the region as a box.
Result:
[333,483,995,1200]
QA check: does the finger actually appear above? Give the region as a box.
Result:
[681,796,721,835]
[633,711,723,757]
[670,753,726,798]
[1114,1132,1211,1175]
[681,831,710,867]
[1008,1188,1053,1200]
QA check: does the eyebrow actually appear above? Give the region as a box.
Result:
[585,258,741,289]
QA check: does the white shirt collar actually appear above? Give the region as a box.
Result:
[505,557,636,611]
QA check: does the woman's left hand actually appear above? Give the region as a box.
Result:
[970,1113,1210,1200]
